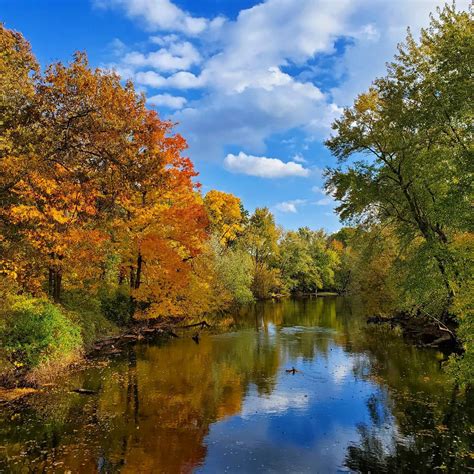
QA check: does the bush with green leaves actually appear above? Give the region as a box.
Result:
[0,296,82,369]
[210,237,255,305]
[99,286,133,326]
[61,289,119,349]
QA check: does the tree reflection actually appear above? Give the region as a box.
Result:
[0,297,472,472]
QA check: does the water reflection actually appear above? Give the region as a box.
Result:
[0,297,472,472]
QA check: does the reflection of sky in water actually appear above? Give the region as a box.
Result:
[198,337,399,473]
[2,298,467,473]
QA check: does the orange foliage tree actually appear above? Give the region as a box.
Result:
[1,27,215,318]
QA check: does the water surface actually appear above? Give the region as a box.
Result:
[0,297,472,472]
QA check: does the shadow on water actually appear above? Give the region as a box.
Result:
[0,297,472,472]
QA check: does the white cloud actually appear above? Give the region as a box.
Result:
[311,186,324,194]
[134,70,206,89]
[275,199,306,213]
[94,0,210,35]
[102,0,472,166]
[166,71,206,88]
[224,152,310,179]
[147,93,187,109]
[330,0,472,106]
[135,70,166,87]
[149,34,180,46]
[292,153,307,164]
[203,0,352,85]
[314,197,333,206]
[123,40,200,72]
[172,80,330,159]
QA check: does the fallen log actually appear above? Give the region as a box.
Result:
[177,320,212,329]
[426,333,453,348]
[71,388,97,395]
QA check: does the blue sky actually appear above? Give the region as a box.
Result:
[2,0,469,232]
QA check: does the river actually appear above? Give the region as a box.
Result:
[0,297,472,473]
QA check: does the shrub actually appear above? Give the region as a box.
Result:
[0,296,82,370]
[62,290,119,349]
[252,264,283,299]
[99,286,133,326]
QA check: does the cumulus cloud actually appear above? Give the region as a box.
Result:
[147,93,187,109]
[165,71,205,88]
[135,70,205,89]
[102,0,472,164]
[224,152,310,179]
[94,0,210,35]
[123,40,201,72]
[275,199,306,213]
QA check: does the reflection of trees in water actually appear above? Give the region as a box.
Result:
[0,297,472,472]
[346,386,473,472]
[344,310,474,473]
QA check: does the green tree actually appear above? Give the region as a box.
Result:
[325,4,473,322]
[210,237,254,305]
[279,228,339,294]
[240,208,282,299]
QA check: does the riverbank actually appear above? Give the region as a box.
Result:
[1,297,471,473]
[0,316,220,401]
[367,311,459,353]
[0,295,462,401]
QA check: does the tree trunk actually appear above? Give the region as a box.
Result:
[397,179,454,320]
[48,266,62,303]
[48,267,54,298]
[54,268,62,303]
[135,253,142,290]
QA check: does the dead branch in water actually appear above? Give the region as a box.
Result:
[177,320,212,330]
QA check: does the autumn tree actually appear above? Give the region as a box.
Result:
[241,208,282,298]
[204,190,244,246]
[1,38,211,315]
[0,25,41,289]
[3,52,150,301]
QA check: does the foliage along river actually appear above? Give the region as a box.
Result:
[0,297,472,473]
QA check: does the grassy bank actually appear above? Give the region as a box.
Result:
[0,291,120,388]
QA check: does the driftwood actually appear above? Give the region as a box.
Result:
[90,324,180,354]
[177,320,211,330]
[89,319,213,360]
[425,333,453,348]
[71,388,97,395]
[366,311,458,351]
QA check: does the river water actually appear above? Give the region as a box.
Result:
[0,297,472,473]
